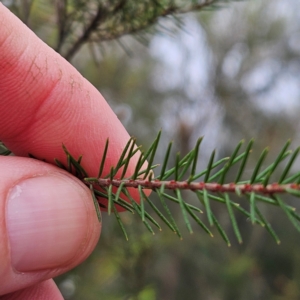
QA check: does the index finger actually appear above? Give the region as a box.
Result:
[0,4,142,206]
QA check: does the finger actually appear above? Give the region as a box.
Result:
[0,156,101,295]
[0,4,146,207]
[0,279,63,300]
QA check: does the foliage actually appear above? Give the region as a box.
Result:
[4,0,242,60]
[40,137,300,245]
[3,134,300,246]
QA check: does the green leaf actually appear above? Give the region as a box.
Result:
[90,185,102,223]
[224,193,242,244]
[250,147,269,184]
[235,139,254,183]
[98,139,109,178]
[176,189,193,234]
[113,205,128,241]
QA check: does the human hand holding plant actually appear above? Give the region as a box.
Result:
[0,4,141,298]
[3,1,300,298]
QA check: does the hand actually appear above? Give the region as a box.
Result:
[0,4,139,299]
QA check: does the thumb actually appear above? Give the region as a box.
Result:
[0,156,101,296]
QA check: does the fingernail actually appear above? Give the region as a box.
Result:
[6,174,92,272]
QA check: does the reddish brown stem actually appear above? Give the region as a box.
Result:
[94,178,300,195]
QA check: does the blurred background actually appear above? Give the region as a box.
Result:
[3,0,300,299]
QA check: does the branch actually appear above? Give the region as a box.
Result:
[3,133,299,245]
[88,178,300,195]
[64,1,128,60]
[53,0,239,60]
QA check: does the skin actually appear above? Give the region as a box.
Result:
[0,3,142,299]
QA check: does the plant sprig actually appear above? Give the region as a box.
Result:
[2,135,300,245]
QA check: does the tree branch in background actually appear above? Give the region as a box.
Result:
[52,0,239,60]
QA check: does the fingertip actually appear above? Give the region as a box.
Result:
[0,4,144,210]
[0,157,101,295]
[6,172,101,272]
